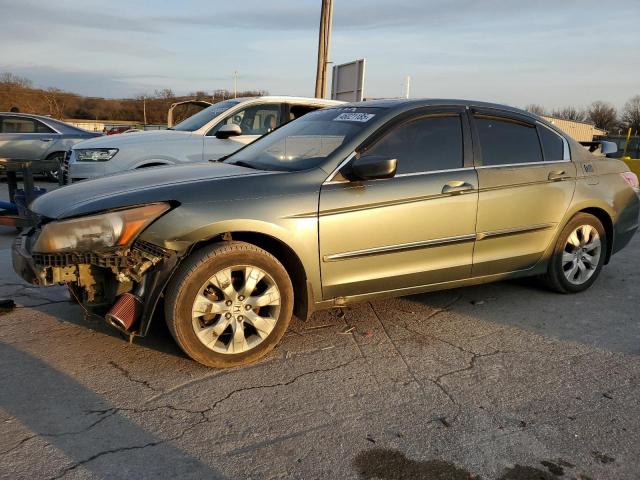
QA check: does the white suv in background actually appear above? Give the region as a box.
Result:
[64,96,341,183]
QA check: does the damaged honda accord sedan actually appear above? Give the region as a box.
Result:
[13,99,640,368]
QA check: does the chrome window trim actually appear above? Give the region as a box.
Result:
[323,151,357,185]
[475,159,571,169]
[536,121,571,161]
[323,234,476,262]
[323,153,474,185]
[395,167,473,178]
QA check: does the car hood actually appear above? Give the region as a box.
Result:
[73,129,194,149]
[31,162,271,219]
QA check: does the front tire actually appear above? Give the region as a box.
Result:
[45,152,64,182]
[164,241,293,368]
[543,213,606,293]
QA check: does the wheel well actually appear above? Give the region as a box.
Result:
[191,232,311,320]
[46,151,65,159]
[579,207,613,264]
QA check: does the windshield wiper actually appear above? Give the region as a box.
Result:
[231,160,260,170]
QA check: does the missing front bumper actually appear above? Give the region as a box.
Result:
[11,231,178,336]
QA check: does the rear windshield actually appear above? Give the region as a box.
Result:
[225,107,383,171]
[172,99,241,132]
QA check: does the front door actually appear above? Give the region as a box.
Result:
[470,109,576,276]
[318,108,478,300]
[203,103,284,161]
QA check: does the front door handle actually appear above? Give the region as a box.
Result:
[442,180,474,194]
[548,170,570,181]
[40,138,53,142]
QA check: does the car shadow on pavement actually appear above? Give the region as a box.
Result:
[35,298,190,361]
[405,270,639,356]
[0,341,224,478]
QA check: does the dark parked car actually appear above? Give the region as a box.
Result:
[0,113,102,180]
[12,99,640,368]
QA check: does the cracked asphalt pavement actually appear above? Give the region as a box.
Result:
[1,183,639,479]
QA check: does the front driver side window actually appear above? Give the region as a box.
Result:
[364,115,464,174]
[208,104,282,136]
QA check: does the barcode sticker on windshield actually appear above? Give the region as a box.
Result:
[333,113,375,122]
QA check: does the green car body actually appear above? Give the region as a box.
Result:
[12,99,640,367]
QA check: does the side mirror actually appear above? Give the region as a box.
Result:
[345,154,397,181]
[215,124,242,139]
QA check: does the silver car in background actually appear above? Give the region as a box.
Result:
[65,96,342,183]
[0,113,101,180]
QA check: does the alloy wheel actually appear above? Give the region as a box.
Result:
[562,224,602,285]
[191,265,281,354]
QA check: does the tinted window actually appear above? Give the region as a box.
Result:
[538,125,565,161]
[0,116,54,134]
[289,104,321,121]
[366,115,463,174]
[475,116,542,166]
[210,104,281,136]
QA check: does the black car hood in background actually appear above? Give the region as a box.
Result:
[31,163,269,220]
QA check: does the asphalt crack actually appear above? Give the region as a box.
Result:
[45,361,358,479]
[108,361,160,392]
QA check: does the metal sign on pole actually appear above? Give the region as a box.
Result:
[331,59,366,102]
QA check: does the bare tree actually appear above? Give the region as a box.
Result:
[551,106,587,122]
[586,101,618,132]
[524,104,546,116]
[0,72,32,88]
[622,95,640,133]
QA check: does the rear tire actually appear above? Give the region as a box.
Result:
[164,241,293,368]
[542,213,606,293]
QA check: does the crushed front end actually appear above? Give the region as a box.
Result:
[12,203,178,336]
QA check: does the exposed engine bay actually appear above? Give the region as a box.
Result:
[14,230,178,335]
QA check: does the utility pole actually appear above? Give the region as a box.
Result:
[314,0,333,98]
[143,96,147,124]
[233,71,238,98]
[404,75,411,99]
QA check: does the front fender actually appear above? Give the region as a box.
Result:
[138,192,322,301]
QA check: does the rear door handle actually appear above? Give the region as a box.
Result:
[40,138,53,142]
[548,170,570,181]
[442,180,474,194]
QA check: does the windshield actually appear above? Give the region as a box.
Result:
[225,107,383,171]
[172,99,242,132]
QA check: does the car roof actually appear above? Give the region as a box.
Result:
[0,112,94,135]
[342,98,538,117]
[234,96,343,106]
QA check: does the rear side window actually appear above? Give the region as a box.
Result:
[475,115,542,166]
[538,125,565,161]
[0,116,54,134]
[366,115,464,174]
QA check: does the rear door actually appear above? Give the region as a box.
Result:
[0,115,59,160]
[471,109,576,276]
[318,107,478,299]
[203,102,285,161]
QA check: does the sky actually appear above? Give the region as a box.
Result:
[1,0,639,110]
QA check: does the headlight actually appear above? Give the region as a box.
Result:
[75,148,119,162]
[32,203,170,253]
